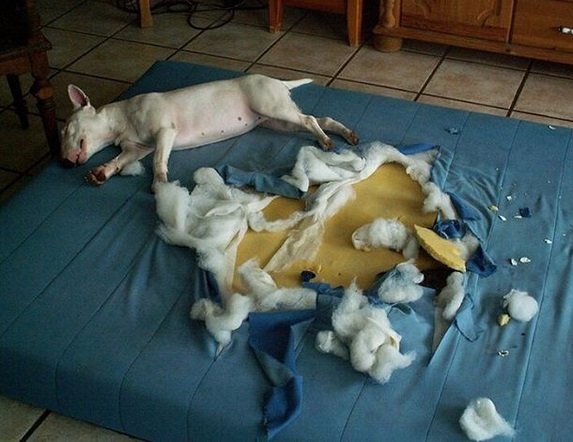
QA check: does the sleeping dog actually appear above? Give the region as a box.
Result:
[60,74,359,190]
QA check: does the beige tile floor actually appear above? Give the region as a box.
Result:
[1,0,573,438]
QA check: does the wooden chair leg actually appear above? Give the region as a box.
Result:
[138,0,153,28]
[7,74,29,129]
[346,0,363,46]
[268,0,284,33]
[30,51,60,157]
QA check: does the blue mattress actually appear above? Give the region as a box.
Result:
[1,60,572,441]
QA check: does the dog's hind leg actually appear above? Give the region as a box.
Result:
[261,114,357,149]
[316,117,359,145]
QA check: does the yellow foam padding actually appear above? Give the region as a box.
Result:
[413,225,466,272]
[234,163,440,291]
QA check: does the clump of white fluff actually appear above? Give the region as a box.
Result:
[459,397,515,441]
[503,289,539,322]
[352,218,419,259]
[155,181,191,233]
[238,259,317,311]
[190,293,253,355]
[436,271,466,321]
[422,182,456,219]
[316,280,416,383]
[120,160,145,176]
[377,260,425,304]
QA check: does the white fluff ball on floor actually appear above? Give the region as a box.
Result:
[459,397,515,441]
[503,289,539,322]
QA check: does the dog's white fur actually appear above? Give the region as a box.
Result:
[60,74,359,189]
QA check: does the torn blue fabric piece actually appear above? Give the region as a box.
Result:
[448,192,481,221]
[434,219,465,239]
[248,310,315,439]
[519,207,532,218]
[466,245,497,277]
[453,294,481,342]
[215,164,303,199]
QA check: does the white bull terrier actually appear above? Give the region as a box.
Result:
[60,74,359,189]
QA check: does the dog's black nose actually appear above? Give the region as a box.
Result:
[60,158,77,168]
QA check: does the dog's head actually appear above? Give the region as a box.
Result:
[60,85,111,167]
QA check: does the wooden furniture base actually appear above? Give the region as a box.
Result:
[1,0,59,156]
[268,0,364,46]
[373,0,573,65]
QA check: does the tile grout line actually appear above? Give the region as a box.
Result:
[506,59,533,118]
[19,410,51,442]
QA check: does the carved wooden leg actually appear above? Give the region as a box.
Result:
[29,51,60,157]
[7,74,29,129]
[138,0,153,28]
[373,0,403,52]
[346,0,363,46]
[268,0,284,33]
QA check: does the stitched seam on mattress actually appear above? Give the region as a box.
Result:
[511,130,572,429]
[423,116,520,440]
[0,184,82,267]
[0,180,83,267]
[117,283,193,434]
[185,359,217,440]
[339,381,368,441]
[423,330,463,441]
[52,225,156,415]
[437,111,471,189]
[0,185,144,341]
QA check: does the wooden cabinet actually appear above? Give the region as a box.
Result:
[373,0,573,65]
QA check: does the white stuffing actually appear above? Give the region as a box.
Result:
[190,293,253,355]
[315,330,349,359]
[455,232,481,261]
[316,280,416,383]
[351,218,419,259]
[238,259,317,311]
[155,170,276,295]
[459,397,515,441]
[368,343,417,384]
[436,271,466,321]
[377,260,425,304]
[120,160,145,176]
[503,289,539,322]
[421,182,457,219]
[281,145,366,192]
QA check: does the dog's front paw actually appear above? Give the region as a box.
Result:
[151,172,168,193]
[85,166,108,186]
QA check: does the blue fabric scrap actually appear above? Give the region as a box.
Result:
[248,310,315,439]
[215,164,303,199]
[453,294,481,342]
[448,192,481,221]
[466,245,497,277]
[433,219,465,239]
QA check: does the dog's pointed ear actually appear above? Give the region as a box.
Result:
[68,84,91,110]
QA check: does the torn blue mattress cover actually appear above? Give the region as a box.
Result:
[1,60,572,442]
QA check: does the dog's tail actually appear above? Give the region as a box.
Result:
[282,78,313,90]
